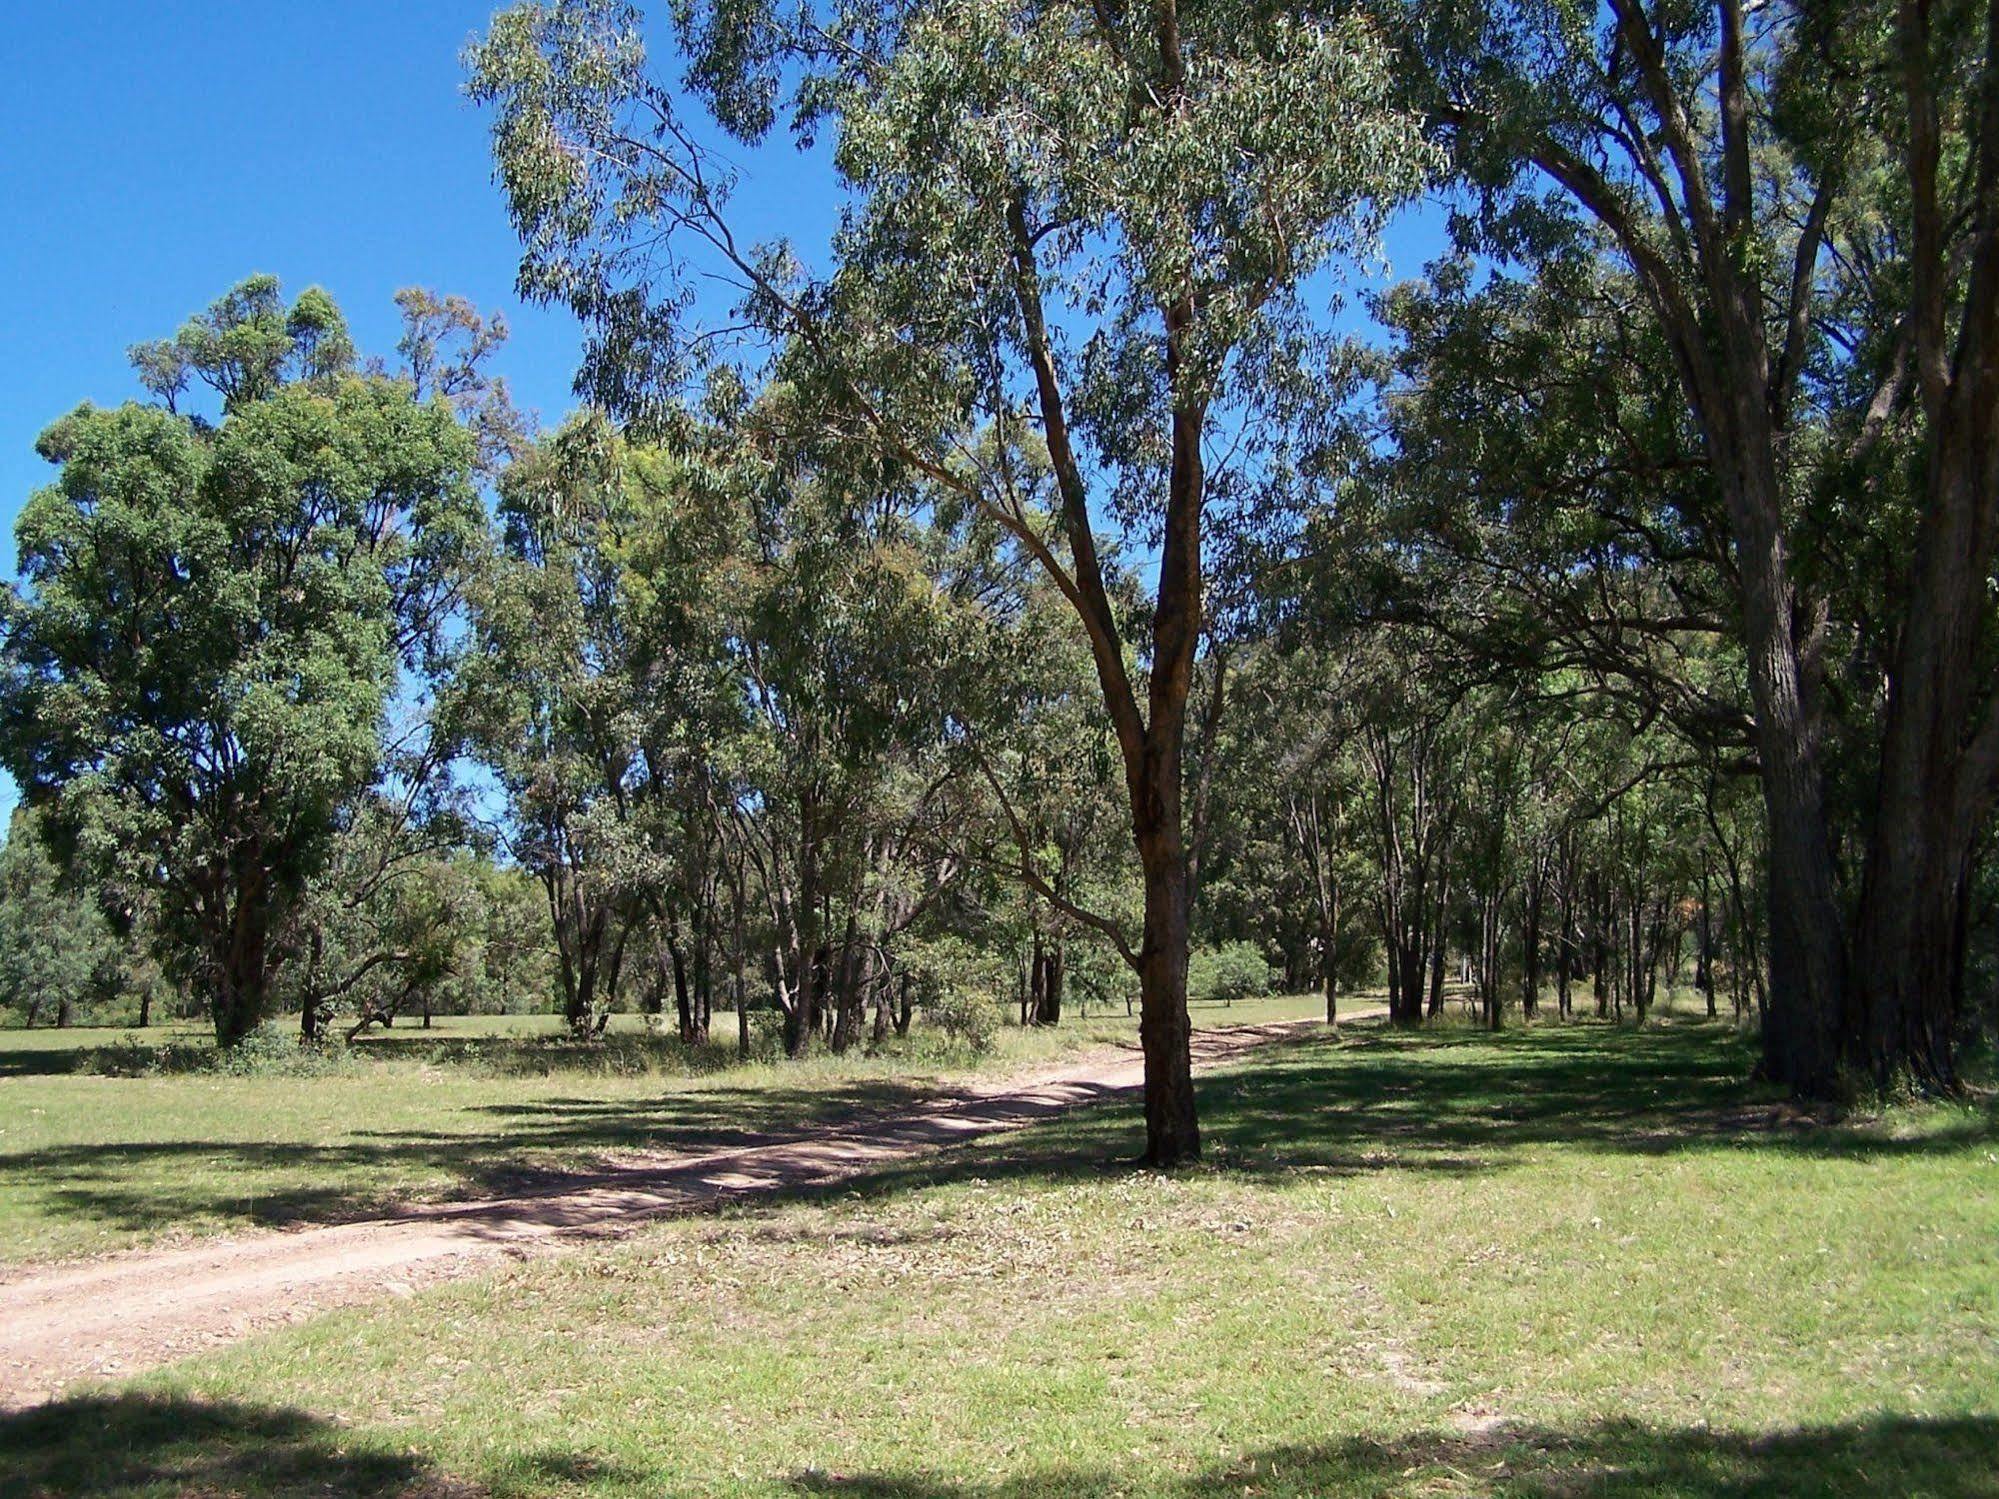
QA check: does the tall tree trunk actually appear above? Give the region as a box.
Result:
[668,926,692,1042]
[830,911,866,1054]
[872,958,895,1046]
[1322,881,1340,1026]
[1522,863,1544,1022]
[1135,840,1198,1166]
[1035,939,1065,1026]
[1592,876,1610,1021]
[1700,858,1718,1018]
[1842,0,1999,1094]
[1427,922,1448,1021]
[211,878,271,1047]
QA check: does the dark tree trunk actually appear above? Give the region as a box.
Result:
[1427,924,1448,1021]
[1034,940,1065,1026]
[1700,859,1718,1019]
[830,913,867,1054]
[1522,865,1544,1022]
[784,943,827,1058]
[1135,842,1198,1167]
[669,928,692,1042]
[211,882,272,1048]
[1391,939,1425,1027]
[1322,881,1340,1026]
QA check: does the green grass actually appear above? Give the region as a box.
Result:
[0,994,1326,1266]
[5,1019,1993,1497]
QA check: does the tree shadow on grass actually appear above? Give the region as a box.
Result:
[765,1021,1997,1211]
[0,1392,469,1498]
[0,1076,965,1249]
[5,1023,1992,1256]
[785,1414,1999,1498]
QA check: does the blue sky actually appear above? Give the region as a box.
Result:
[0,3,597,825]
[0,2,1447,825]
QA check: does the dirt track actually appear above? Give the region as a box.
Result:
[0,1014,1346,1408]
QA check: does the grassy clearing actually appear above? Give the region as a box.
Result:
[0,994,1323,1266]
[6,1019,1993,1497]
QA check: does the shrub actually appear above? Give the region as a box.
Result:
[930,983,1000,1052]
[1189,942,1271,1005]
[215,1022,356,1078]
[78,1021,357,1078]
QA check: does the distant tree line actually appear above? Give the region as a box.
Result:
[6,0,1999,1163]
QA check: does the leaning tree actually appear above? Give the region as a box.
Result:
[468,0,1430,1163]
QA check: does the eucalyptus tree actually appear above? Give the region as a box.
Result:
[0,278,485,1044]
[457,413,682,1033]
[0,808,130,1028]
[718,410,980,1057]
[1201,640,1373,1022]
[468,0,1430,1161]
[1411,0,1999,1093]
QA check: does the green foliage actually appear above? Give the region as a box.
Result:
[902,935,1009,1052]
[76,1022,359,1079]
[0,278,485,1044]
[209,1023,357,1079]
[0,810,128,1027]
[1188,941,1271,1005]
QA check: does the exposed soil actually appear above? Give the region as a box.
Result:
[0,1015,1345,1408]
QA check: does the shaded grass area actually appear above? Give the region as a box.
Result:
[0,995,1325,1265]
[4,1397,1994,1498]
[0,1395,457,1498]
[17,1020,1992,1496]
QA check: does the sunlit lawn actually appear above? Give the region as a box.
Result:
[0,993,1326,1266]
[5,1019,1994,1496]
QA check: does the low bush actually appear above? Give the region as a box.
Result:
[1188,942,1272,1005]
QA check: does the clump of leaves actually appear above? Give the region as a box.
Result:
[1190,942,1272,1005]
